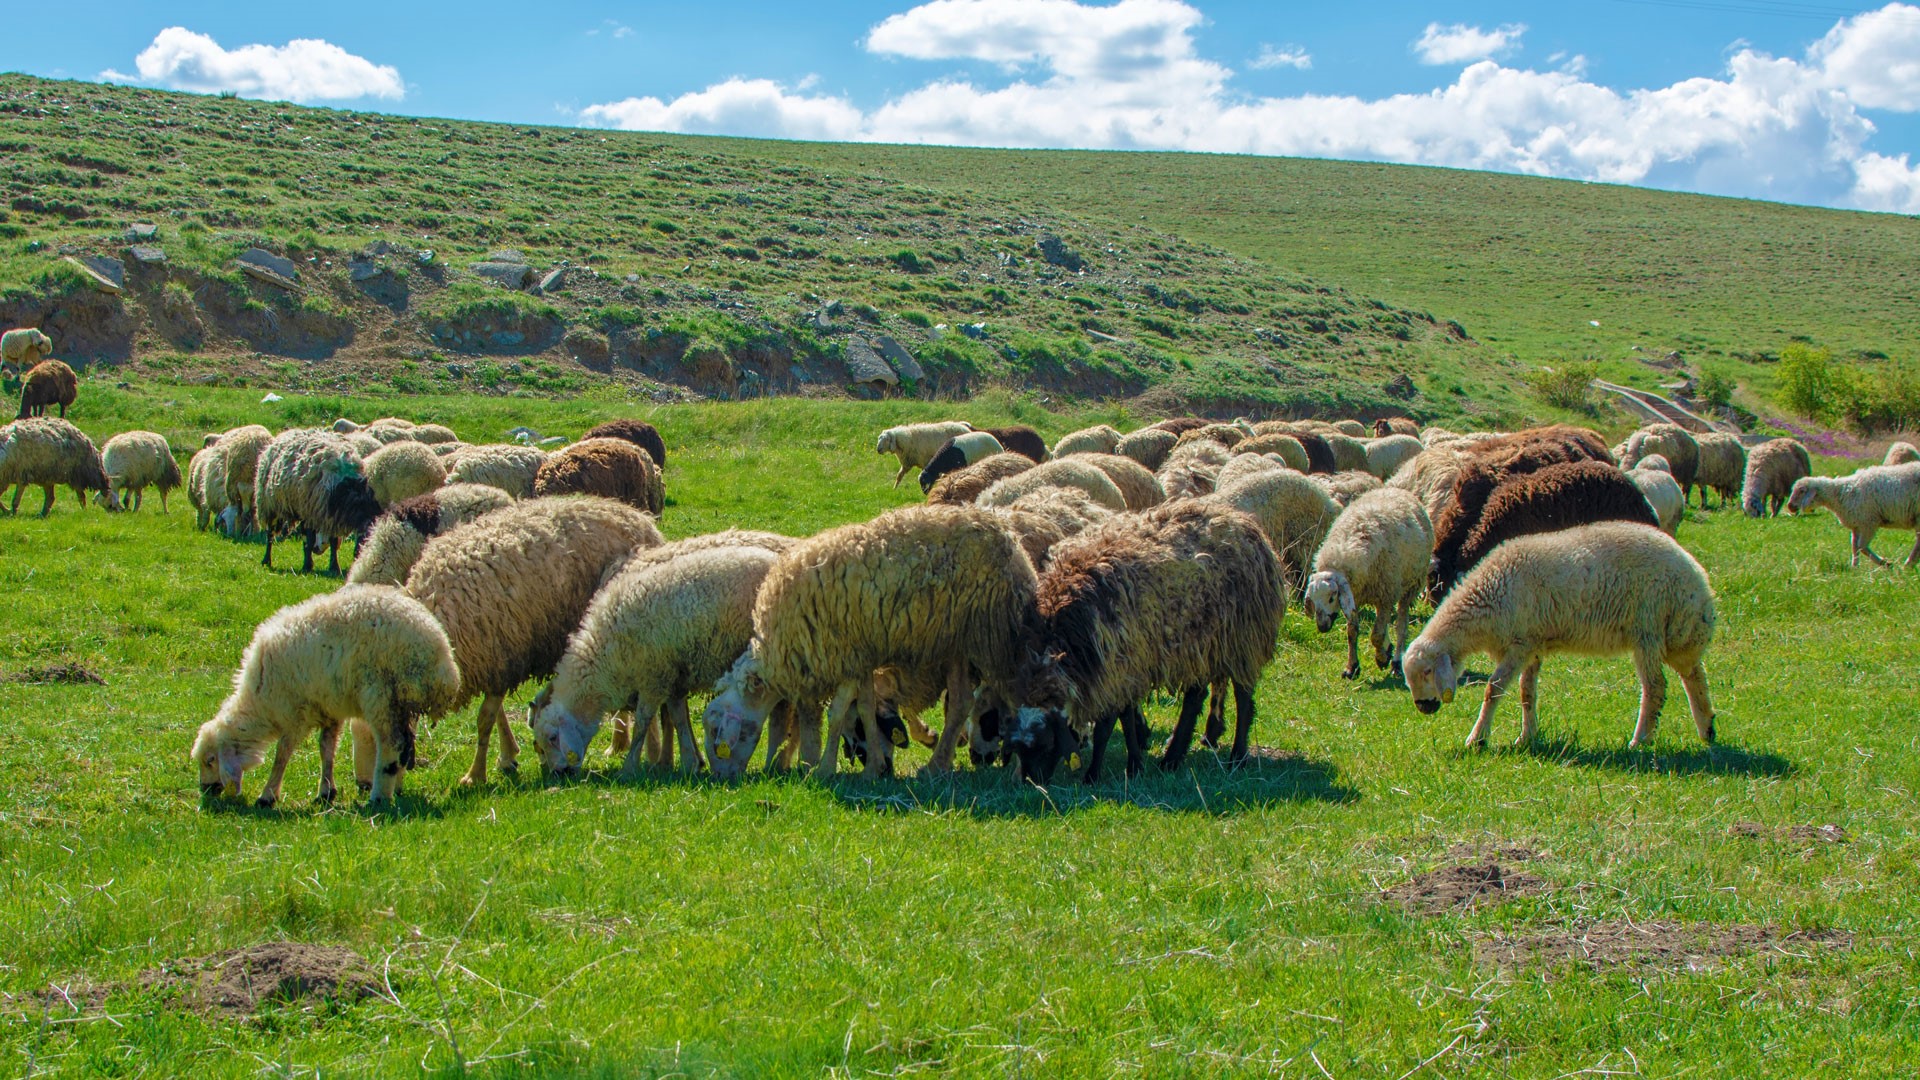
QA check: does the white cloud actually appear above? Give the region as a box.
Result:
[1251,44,1311,71]
[1809,2,1920,111]
[101,26,403,102]
[1414,22,1526,66]
[577,0,1920,213]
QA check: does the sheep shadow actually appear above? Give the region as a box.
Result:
[196,789,449,819]
[1502,733,1793,778]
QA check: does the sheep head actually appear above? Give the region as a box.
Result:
[702,650,776,777]
[1402,641,1456,714]
[1004,706,1082,786]
[1785,477,1820,514]
[1303,571,1355,633]
[191,718,262,800]
[528,686,597,779]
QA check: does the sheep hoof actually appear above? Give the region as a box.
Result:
[499,761,519,778]
[253,796,276,809]
[1704,721,1716,744]
[316,787,337,805]
[457,773,483,787]
[1342,665,1360,680]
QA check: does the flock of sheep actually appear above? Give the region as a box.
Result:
[5,337,1920,805]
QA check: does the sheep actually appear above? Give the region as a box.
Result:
[1363,434,1424,481]
[875,420,973,486]
[364,418,417,444]
[1216,453,1290,490]
[446,443,547,498]
[1388,447,1468,520]
[344,432,383,458]
[1419,427,1458,446]
[1150,417,1210,435]
[1632,454,1670,473]
[1630,465,1686,535]
[1052,424,1122,458]
[927,452,1034,505]
[406,496,663,785]
[331,418,361,434]
[1375,417,1420,438]
[1201,469,1340,588]
[188,444,220,530]
[1293,431,1338,474]
[216,425,273,535]
[1883,442,1918,467]
[1786,463,1920,568]
[1429,461,1658,603]
[584,418,668,467]
[1236,433,1309,472]
[1741,438,1813,517]
[192,585,461,807]
[990,486,1116,568]
[1323,433,1371,473]
[1311,470,1382,506]
[1114,427,1177,471]
[0,417,118,516]
[984,425,1049,463]
[430,441,468,458]
[363,440,445,508]
[253,429,380,574]
[1304,487,1434,679]
[532,437,664,515]
[1175,423,1245,451]
[532,546,783,780]
[1005,500,1284,783]
[1618,424,1700,502]
[918,430,1008,493]
[1331,420,1368,438]
[100,430,181,512]
[16,360,77,419]
[1,328,53,368]
[1426,427,1617,592]
[1692,433,1748,508]
[344,483,516,586]
[1403,521,1716,750]
[1065,453,1163,510]
[701,504,1045,780]
[411,423,459,445]
[978,459,1128,512]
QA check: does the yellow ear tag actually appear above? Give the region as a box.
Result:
[566,751,579,765]
[889,729,909,748]
[714,743,732,760]
[1068,753,1081,770]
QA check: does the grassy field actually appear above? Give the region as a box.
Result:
[3,390,1918,1076]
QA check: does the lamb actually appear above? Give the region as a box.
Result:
[1429,461,1658,602]
[406,496,663,785]
[192,585,460,807]
[584,418,668,467]
[533,546,783,780]
[362,440,446,508]
[532,437,664,515]
[1403,521,1716,750]
[344,483,516,586]
[979,458,1128,512]
[0,417,118,516]
[1629,464,1686,535]
[1363,434,1424,480]
[984,425,1049,463]
[1005,500,1284,783]
[446,443,548,498]
[1883,442,1918,467]
[100,430,181,512]
[1311,470,1382,506]
[1619,424,1700,500]
[253,429,380,574]
[1375,417,1420,438]
[701,504,1045,780]
[875,420,973,486]
[1051,424,1122,458]
[1062,453,1163,510]
[16,360,77,419]
[918,430,1007,493]
[1,327,53,368]
[1692,432,1748,508]
[1741,438,1813,517]
[1201,468,1340,588]
[926,452,1034,504]
[1786,463,1920,568]
[217,424,273,534]
[1114,427,1177,471]
[1304,488,1434,680]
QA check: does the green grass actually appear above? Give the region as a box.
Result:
[3,389,1918,1075]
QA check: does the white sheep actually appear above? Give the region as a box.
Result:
[345,482,516,586]
[979,457,1130,512]
[1402,521,1716,750]
[1202,468,1341,587]
[101,431,181,512]
[1741,438,1812,517]
[1052,424,1122,458]
[1629,464,1686,535]
[192,585,460,807]
[445,443,548,498]
[1,327,54,368]
[875,420,973,487]
[1693,432,1748,508]
[1786,463,1920,568]
[253,429,380,574]
[217,424,273,534]
[363,440,446,507]
[1303,487,1434,679]
[1884,442,1918,467]
[0,417,118,516]
[1362,434,1424,481]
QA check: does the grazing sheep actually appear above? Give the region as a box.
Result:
[1052,424,1122,458]
[344,432,383,458]
[1419,427,1458,446]
[16,360,77,419]
[533,546,783,780]
[217,425,273,535]
[984,425,1049,464]
[430,441,469,459]
[188,444,220,530]
[364,418,417,444]
[1741,438,1813,517]
[918,430,1007,493]
[1375,417,1420,438]
[979,458,1128,512]
[345,483,516,586]
[1430,461,1658,602]
[1403,522,1716,750]
[192,585,460,807]
[101,430,181,512]
[1065,453,1163,510]
[1158,457,1222,501]
[991,486,1116,568]
[702,504,1045,780]
[0,417,118,516]
[1150,417,1210,436]
[1634,454,1671,474]
[1006,500,1284,783]
[1201,468,1340,588]
[1427,427,1616,591]
[1331,420,1367,438]
[1620,424,1700,500]
[1304,488,1434,679]
[876,420,973,486]
[1363,434,1424,481]
[1322,433,1371,473]
[1175,423,1246,451]
[1630,465,1686,535]
[1387,446,1469,520]
[1114,427,1177,471]
[1311,470,1382,506]
[1236,433,1309,472]
[584,418,668,467]
[1292,431,1338,474]
[406,496,663,785]
[1,327,53,368]
[446,443,548,498]
[1787,463,1920,568]
[331,418,361,434]
[1883,441,1919,467]
[927,452,1035,504]
[1692,433,1748,508]
[411,423,459,445]
[532,437,664,515]
[363,441,446,508]
[1216,453,1290,489]
[253,430,380,574]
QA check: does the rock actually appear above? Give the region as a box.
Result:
[1036,233,1084,271]
[959,322,989,340]
[65,255,125,294]
[812,309,835,331]
[538,436,568,447]
[347,260,384,282]
[445,364,465,378]
[1384,373,1418,400]
[366,240,408,257]
[238,248,298,280]
[874,335,924,382]
[507,426,541,444]
[471,261,533,289]
[1087,329,1125,345]
[490,331,526,347]
[843,339,899,387]
[537,268,567,294]
[128,245,166,265]
[126,223,158,241]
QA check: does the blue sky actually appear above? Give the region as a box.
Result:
[12,2,1920,212]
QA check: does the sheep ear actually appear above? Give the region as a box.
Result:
[1339,581,1356,619]
[1435,654,1457,703]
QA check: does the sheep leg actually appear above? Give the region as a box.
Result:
[1200,679,1227,748]
[262,531,275,568]
[1906,531,1920,569]
[366,708,407,807]
[1515,657,1543,748]
[1083,711,1117,784]
[315,720,342,804]
[1121,704,1148,778]
[764,701,794,773]
[643,712,671,768]
[892,462,910,487]
[607,713,632,758]
[255,733,298,809]
[906,713,938,748]
[1627,648,1668,748]
[1465,656,1521,750]
[495,696,521,776]
[1390,593,1414,675]
[1855,528,1888,567]
[668,697,704,775]
[1677,659,1716,743]
[857,680,892,780]
[460,694,502,786]
[814,683,859,780]
[796,701,824,770]
[300,531,316,574]
[620,707,660,779]
[351,719,376,793]
[1369,609,1395,672]
[38,484,55,518]
[1158,685,1209,772]
[1229,680,1256,764]
[327,536,342,576]
[921,661,972,776]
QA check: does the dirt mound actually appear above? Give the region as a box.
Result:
[7,663,105,685]
[1730,822,1848,843]
[1475,921,1850,973]
[138,942,379,1018]
[1385,862,1547,914]
[1445,842,1540,864]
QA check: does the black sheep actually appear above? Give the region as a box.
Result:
[984,425,1048,464]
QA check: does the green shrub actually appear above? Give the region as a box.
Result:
[1524,360,1597,412]
[889,249,926,274]
[1780,342,1840,418]
[1696,367,1735,408]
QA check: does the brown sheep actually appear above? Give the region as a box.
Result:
[533,437,663,515]
[927,451,1036,504]
[582,418,667,467]
[1150,417,1210,435]
[984,425,1049,463]
[1374,418,1420,438]
[16,360,77,419]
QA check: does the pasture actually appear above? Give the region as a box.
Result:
[2,387,1918,1077]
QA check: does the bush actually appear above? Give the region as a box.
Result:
[1524,360,1597,412]
[1696,367,1735,408]
[1836,359,1920,434]
[889,249,926,274]
[1780,342,1840,418]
